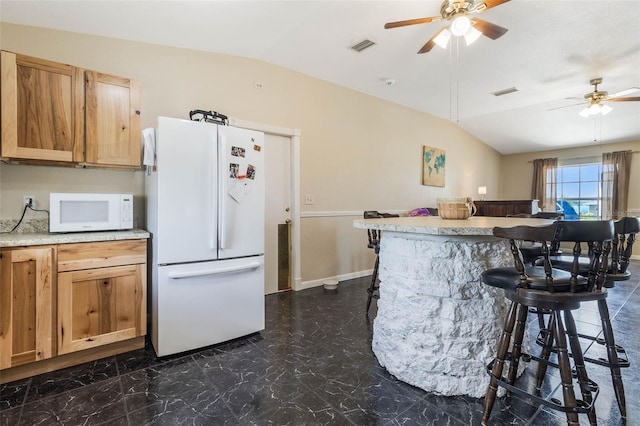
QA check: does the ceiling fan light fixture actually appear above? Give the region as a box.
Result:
[588,103,601,115]
[463,26,482,45]
[579,101,613,118]
[433,28,452,49]
[450,15,471,36]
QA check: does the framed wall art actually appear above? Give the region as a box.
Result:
[422,146,445,187]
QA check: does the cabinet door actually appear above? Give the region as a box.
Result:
[0,247,54,368]
[0,51,84,162]
[84,70,141,168]
[58,264,146,354]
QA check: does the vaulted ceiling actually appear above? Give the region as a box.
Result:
[2,0,639,154]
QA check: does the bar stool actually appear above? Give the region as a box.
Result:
[480,220,614,426]
[537,216,639,418]
[507,212,564,265]
[506,213,565,334]
[363,210,399,315]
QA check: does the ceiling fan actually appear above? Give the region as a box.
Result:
[384,0,511,54]
[550,78,640,118]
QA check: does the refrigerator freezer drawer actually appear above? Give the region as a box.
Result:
[153,256,265,357]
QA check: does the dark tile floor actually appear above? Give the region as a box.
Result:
[1,260,638,425]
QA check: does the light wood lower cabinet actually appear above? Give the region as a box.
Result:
[0,246,55,369]
[57,240,146,355]
[0,239,146,384]
[58,264,146,354]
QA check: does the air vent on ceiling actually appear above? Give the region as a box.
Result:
[491,87,518,96]
[350,39,376,52]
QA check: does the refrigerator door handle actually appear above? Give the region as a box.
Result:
[218,130,227,250]
[168,262,261,279]
[210,130,217,252]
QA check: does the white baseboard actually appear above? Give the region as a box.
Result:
[297,269,373,291]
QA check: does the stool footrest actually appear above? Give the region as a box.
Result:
[534,331,631,368]
[578,333,630,368]
[486,355,599,415]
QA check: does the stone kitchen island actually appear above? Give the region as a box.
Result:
[353,216,554,398]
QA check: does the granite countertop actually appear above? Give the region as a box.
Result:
[353,216,555,236]
[0,229,150,248]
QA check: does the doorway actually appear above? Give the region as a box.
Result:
[264,133,292,294]
[228,118,301,295]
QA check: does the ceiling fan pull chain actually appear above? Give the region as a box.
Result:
[455,36,461,124]
[448,37,453,121]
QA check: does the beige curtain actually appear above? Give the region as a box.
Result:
[531,158,557,212]
[602,151,632,219]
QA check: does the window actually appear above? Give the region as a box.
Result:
[556,162,601,220]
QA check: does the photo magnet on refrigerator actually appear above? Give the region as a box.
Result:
[229,163,239,178]
[231,146,246,157]
[246,164,256,180]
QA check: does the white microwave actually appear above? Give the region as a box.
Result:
[49,193,133,233]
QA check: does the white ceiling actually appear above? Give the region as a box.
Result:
[2,0,639,154]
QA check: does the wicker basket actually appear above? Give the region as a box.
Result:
[437,197,475,220]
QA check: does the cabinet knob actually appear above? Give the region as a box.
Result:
[135,110,141,115]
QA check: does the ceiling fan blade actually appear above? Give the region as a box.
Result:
[417,35,438,54]
[472,18,508,40]
[474,0,511,12]
[608,97,640,102]
[609,87,640,98]
[384,16,440,29]
[417,27,450,54]
[547,101,586,112]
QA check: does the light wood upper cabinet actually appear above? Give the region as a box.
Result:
[0,246,55,369]
[85,71,141,167]
[57,240,146,355]
[1,51,142,169]
[0,51,84,162]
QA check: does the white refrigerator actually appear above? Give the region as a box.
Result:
[146,116,265,356]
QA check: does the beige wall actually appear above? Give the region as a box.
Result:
[0,22,500,284]
[500,141,640,256]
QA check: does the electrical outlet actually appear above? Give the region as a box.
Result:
[304,194,314,205]
[23,195,35,207]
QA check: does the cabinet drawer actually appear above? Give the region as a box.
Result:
[58,239,146,272]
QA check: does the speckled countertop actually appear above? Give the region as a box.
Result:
[0,229,150,248]
[353,216,555,235]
